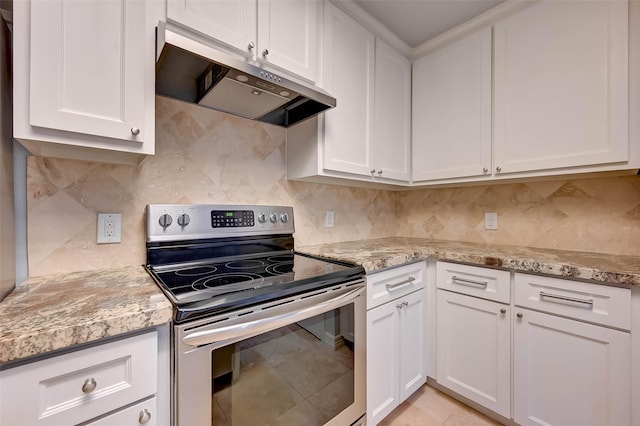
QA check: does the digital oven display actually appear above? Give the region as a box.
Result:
[211,210,255,228]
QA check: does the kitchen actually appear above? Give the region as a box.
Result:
[1,0,639,425]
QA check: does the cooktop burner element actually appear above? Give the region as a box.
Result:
[145,204,365,322]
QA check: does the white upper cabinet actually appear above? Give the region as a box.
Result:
[13,0,157,164]
[493,0,629,174]
[373,39,411,181]
[167,0,318,82]
[412,27,491,182]
[286,1,410,187]
[167,0,257,55]
[322,2,375,176]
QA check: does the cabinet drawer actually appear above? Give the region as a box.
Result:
[514,273,631,330]
[0,331,157,426]
[87,397,156,425]
[366,262,426,310]
[437,261,510,303]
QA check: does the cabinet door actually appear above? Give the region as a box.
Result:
[167,0,257,56]
[29,0,148,143]
[366,301,400,426]
[412,27,492,181]
[373,39,411,182]
[494,0,629,174]
[257,0,318,82]
[322,3,375,177]
[513,308,631,426]
[436,290,511,418]
[398,289,427,401]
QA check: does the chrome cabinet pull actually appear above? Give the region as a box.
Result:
[539,291,594,306]
[451,275,488,288]
[500,308,507,314]
[386,276,416,291]
[82,377,97,393]
[262,49,269,57]
[130,127,140,136]
[516,312,523,319]
[139,408,152,424]
[247,41,255,51]
[396,301,409,309]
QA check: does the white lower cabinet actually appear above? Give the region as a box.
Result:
[434,265,632,425]
[513,273,631,426]
[0,331,160,426]
[436,290,511,418]
[366,262,427,426]
[435,261,511,418]
[513,308,631,426]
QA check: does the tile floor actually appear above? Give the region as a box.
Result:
[380,384,502,426]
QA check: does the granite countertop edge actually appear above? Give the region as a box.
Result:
[297,237,640,287]
[0,265,173,365]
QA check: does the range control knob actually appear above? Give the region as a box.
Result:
[280,213,289,223]
[159,214,172,230]
[177,213,190,228]
[257,213,267,223]
[269,213,278,223]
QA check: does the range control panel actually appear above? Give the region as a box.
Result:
[146,204,294,242]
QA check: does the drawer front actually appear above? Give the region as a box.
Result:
[514,273,631,330]
[437,261,510,303]
[0,331,157,426]
[367,261,426,310]
[87,397,157,425]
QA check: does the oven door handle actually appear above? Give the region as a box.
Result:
[182,286,364,347]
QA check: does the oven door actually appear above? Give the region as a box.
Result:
[173,281,366,426]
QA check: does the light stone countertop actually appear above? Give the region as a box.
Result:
[0,265,172,365]
[298,237,640,286]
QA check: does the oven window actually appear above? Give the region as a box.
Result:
[210,305,355,425]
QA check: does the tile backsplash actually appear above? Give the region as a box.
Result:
[25,96,640,276]
[25,97,397,276]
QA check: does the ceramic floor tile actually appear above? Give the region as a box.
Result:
[382,384,502,426]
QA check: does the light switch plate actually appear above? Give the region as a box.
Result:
[324,210,335,228]
[97,213,122,244]
[485,212,498,230]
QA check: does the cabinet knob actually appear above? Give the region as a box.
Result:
[370,169,376,176]
[377,170,383,176]
[500,308,507,314]
[82,377,97,393]
[262,49,269,57]
[248,41,255,51]
[131,127,140,136]
[396,303,403,309]
[496,166,502,173]
[402,301,408,307]
[139,408,152,424]
[482,167,488,173]
[516,312,523,319]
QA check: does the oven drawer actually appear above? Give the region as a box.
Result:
[0,331,157,426]
[437,261,510,303]
[514,273,631,330]
[366,261,426,310]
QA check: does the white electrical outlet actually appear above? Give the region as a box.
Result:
[324,210,335,228]
[97,213,122,244]
[485,212,498,230]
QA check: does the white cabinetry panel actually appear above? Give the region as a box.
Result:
[494,0,629,174]
[373,39,411,181]
[29,0,146,143]
[322,3,375,176]
[513,308,630,426]
[436,289,511,418]
[412,27,491,182]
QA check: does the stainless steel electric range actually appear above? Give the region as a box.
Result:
[145,204,366,426]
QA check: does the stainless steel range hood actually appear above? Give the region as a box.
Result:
[155,22,336,127]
